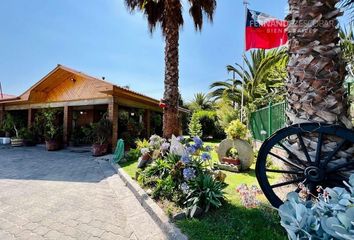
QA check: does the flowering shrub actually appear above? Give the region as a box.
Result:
[278,175,354,240]
[236,184,263,208]
[225,119,248,140]
[137,135,225,217]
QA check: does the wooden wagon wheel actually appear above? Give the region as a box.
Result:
[256,123,354,208]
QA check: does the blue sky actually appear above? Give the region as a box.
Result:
[0,0,348,102]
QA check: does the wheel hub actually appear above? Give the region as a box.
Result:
[304,166,324,182]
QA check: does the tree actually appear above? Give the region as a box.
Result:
[286,0,351,128]
[125,0,217,138]
[209,49,288,113]
[188,92,213,112]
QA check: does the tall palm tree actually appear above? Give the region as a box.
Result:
[286,0,351,128]
[124,0,217,138]
[209,49,288,112]
[188,92,213,111]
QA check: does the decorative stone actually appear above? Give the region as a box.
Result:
[217,139,254,171]
[213,170,227,182]
[137,156,152,168]
[214,163,239,173]
[172,212,187,221]
[169,135,186,156]
[146,189,153,196]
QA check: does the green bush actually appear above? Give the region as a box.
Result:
[188,114,203,137]
[189,110,225,139]
[125,148,141,162]
[225,119,248,140]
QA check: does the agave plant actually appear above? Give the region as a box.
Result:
[279,174,354,240]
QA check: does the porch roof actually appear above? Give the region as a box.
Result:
[0,64,160,106]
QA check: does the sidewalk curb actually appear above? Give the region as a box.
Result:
[109,159,188,240]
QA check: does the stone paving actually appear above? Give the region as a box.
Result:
[0,146,166,240]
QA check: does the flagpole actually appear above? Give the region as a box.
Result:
[241,0,249,123]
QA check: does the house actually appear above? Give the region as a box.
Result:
[0,65,174,148]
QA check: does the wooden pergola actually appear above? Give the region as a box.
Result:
[0,65,165,148]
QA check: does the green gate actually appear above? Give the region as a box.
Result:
[249,102,287,141]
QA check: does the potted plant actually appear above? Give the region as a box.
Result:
[91,116,112,156]
[11,126,24,147]
[43,108,62,151]
[222,148,241,166]
[217,119,254,171]
[1,113,24,147]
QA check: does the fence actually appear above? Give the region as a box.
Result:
[249,101,287,141]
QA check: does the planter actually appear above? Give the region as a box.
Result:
[221,157,241,166]
[45,140,61,151]
[217,139,254,171]
[92,143,108,157]
[11,138,23,147]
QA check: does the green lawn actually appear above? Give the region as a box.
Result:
[120,141,287,240]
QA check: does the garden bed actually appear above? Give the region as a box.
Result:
[119,140,287,240]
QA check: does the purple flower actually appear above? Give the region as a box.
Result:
[186,146,197,155]
[181,155,191,164]
[205,146,212,152]
[180,182,190,194]
[161,142,170,151]
[193,137,203,149]
[183,168,196,181]
[177,136,184,142]
[201,153,211,161]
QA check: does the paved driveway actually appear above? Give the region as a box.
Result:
[0,146,165,240]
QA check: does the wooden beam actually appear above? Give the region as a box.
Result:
[63,106,72,145]
[27,108,33,128]
[117,97,162,112]
[4,98,112,110]
[108,101,118,151]
[145,109,151,137]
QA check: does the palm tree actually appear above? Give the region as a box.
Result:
[124,0,217,138]
[209,49,288,112]
[286,1,351,128]
[188,92,213,111]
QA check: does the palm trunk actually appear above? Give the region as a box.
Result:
[286,0,351,127]
[284,0,354,184]
[163,0,180,138]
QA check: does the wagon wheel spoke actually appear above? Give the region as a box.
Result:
[326,161,354,174]
[322,140,347,167]
[271,178,305,189]
[304,182,317,200]
[269,152,303,170]
[278,142,307,168]
[314,133,323,167]
[265,169,304,175]
[297,134,312,164]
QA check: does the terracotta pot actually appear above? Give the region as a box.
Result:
[11,138,23,147]
[92,144,108,157]
[45,140,61,151]
[221,157,241,166]
[141,152,151,161]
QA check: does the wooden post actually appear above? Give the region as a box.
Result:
[146,109,151,137]
[27,108,33,128]
[108,100,118,151]
[63,106,72,145]
[0,105,4,123]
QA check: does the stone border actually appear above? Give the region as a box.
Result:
[108,159,188,240]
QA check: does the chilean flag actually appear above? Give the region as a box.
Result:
[246,9,288,51]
